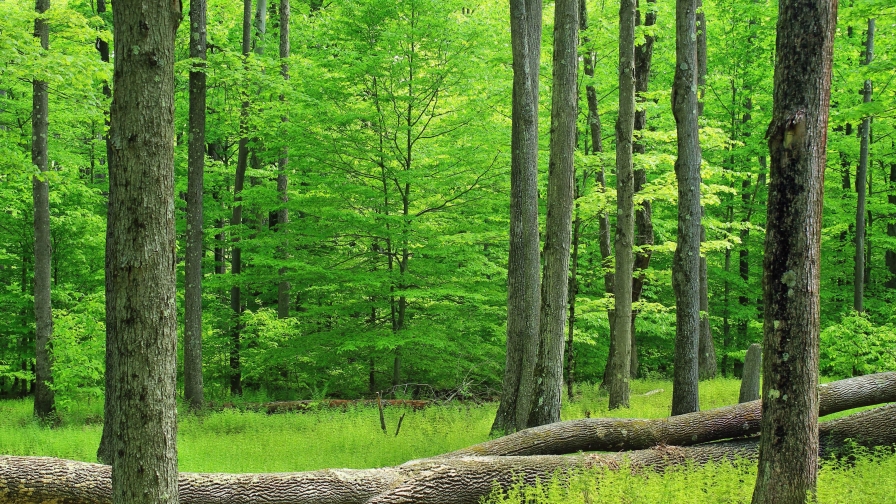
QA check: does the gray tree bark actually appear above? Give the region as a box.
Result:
[607,0,636,410]
[739,343,761,403]
[184,0,208,412]
[277,0,291,319]
[105,0,182,501]
[529,0,577,428]
[671,0,702,416]
[32,0,55,421]
[751,0,837,501]
[854,18,874,313]
[492,0,542,435]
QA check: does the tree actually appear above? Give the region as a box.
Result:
[751,0,837,501]
[184,0,208,412]
[276,0,290,320]
[105,0,181,501]
[492,0,542,435]
[671,0,702,416]
[231,0,253,397]
[529,0,577,427]
[607,0,636,410]
[31,0,54,420]
[854,18,874,313]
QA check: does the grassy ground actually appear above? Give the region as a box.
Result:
[1,378,893,502]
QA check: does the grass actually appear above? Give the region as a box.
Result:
[1,378,893,502]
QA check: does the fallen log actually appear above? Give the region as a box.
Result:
[442,371,896,457]
[213,399,432,414]
[2,404,894,504]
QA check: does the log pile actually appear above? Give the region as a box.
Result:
[1,372,894,504]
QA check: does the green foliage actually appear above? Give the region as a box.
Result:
[820,312,896,378]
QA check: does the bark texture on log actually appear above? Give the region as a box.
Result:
[445,371,896,458]
[2,404,894,504]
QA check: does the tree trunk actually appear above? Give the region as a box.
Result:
[739,343,761,403]
[105,0,181,501]
[629,0,657,380]
[492,0,542,436]
[32,0,55,421]
[447,372,896,458]
[231,0,253,397]
[887,160,896,289]
[854,18,874,313]
[751,0,836,501]
[277,0,291,319]
[698,216,717,379]
[4,401,894,504]
[671,0,702,416]
[529,0,577,428]
[184,0,207,412]
[608,0,636,410]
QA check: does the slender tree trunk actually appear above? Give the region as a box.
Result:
[492,0,542,435]
[277,0,291,319]
[106,0,181,501]
[854,18,874,313]
[183,0,207,412]
[751,0,836,501]
[566,207,579,399]
[671,0,702,416]
[608,0,636,410]
[31,0,55,421]
[629,0,657,380]
[231,0,253,397]
[695,0,716,380]
[529,0,577,427]
[887,159,896,289]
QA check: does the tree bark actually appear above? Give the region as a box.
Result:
[529,0,577,428]
[446,372,896,458]
[277,0,291,319]
[739,343,761,403]
[105,0,182,502]
[492,0,542,436]
[752,0,837,501]
[32,0,55,421]
[608,0,636,410]
[854,18,874,313]
[888,160,896,289]
[231,0,253,397]
[3,402,895,504]
[698,214,717,379]
[629,0,657,380]
[671,0,702,416]
[184,0,208,412]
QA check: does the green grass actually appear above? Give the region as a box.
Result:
[1,378,893,503]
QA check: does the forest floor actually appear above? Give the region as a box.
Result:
[1,378,893,503]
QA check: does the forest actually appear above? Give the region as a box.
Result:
[1,0,895,502]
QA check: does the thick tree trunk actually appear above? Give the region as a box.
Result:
[447,372,896,458]
[608,0,636,410]
[32,0,55,421]
[4,402,895,504]
[529,0,577,428]
[492,0,542,436]
[105,0,181,502]
[751,0,837,502]
[854,18,874,313]
[184,0,207,412]
[671,0,702,416]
